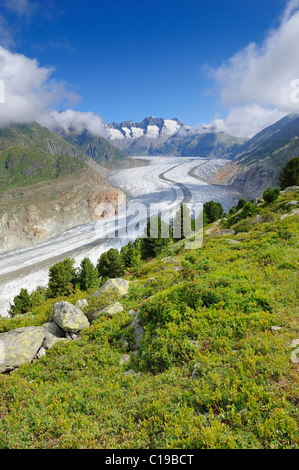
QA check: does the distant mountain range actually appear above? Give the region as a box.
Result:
[104,116,246,158]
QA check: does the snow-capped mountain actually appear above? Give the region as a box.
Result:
[105,117,187,142]
[104,116,245,158]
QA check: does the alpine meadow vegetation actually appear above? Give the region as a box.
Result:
[0,187,298,449]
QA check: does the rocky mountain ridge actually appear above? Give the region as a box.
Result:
[104,116,245,158]
[216,113,299,198]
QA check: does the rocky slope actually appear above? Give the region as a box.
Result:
[216,114,299,198]
[0,168,124,253]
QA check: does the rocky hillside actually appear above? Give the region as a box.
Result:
[216,114,299,198]
[0,169,124,253]
[0,187,298,448]
[0,122,125,253]
[104,116,245,157]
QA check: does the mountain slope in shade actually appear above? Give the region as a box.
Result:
[104,116,245,158]
[60,130,138,169]
[216,114,299,197]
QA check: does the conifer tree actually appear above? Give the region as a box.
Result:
[78,257,99,291]
[9,288,33,316]
[97,248,124,278]
[141,215,170,260]
[47,258,77,298]
[278,157,299,189]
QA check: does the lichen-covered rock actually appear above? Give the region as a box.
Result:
[53,301,90,334]
[285,201,299,208]
[42,332,68,350]
[0,326,46,373]
[92,278,130,298]
[75,299,89,308]
[90,302,124,321]
[120,354,130,365]
[42,321,65,338]
[129,311,144,350]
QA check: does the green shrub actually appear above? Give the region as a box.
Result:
[263,188,280,203]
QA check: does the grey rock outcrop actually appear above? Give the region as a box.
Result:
[93,278,130,298]
[0,326,46,373]
[129,311,144,350]
[90,302,124,322]
[53,301,90,334]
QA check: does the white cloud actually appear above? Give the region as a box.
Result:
[0,45,107,136]
[0,45,80,127]
[209,0,299,137]
[46,109,106,136]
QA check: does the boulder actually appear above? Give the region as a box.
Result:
[228,239,241,245]
[90,302,124,321]
[120,354,130,365]
[42,321,65,338]
[76,299,89,308]
[42,332,68,350]
[285,201,298,208]
[129,311,144,350]
[220,229,236,236]
[283,186,299,192]
[280,209,299,220]
[92,278,130,298]
[53,301,90,334]
[0,326,46,373]
[124,369,137,376]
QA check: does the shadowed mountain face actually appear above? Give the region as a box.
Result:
[60,130,138,169]
[103,117,246,158]
[218,114,299,198]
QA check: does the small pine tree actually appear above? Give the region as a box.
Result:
[141,215,170,260]
[9,288,32,316]
[172,205,194,241]
[236,198,247,211]
[121,241,141,268]
[78,257,99,291]
[47,258,77,298]
[203,201,224,224]
[97,248,124,278]
[278,157,299,190]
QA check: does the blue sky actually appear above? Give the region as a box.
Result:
[1,0,299,136]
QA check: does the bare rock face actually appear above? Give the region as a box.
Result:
[0,171,125,254]
[0,326,46,373]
